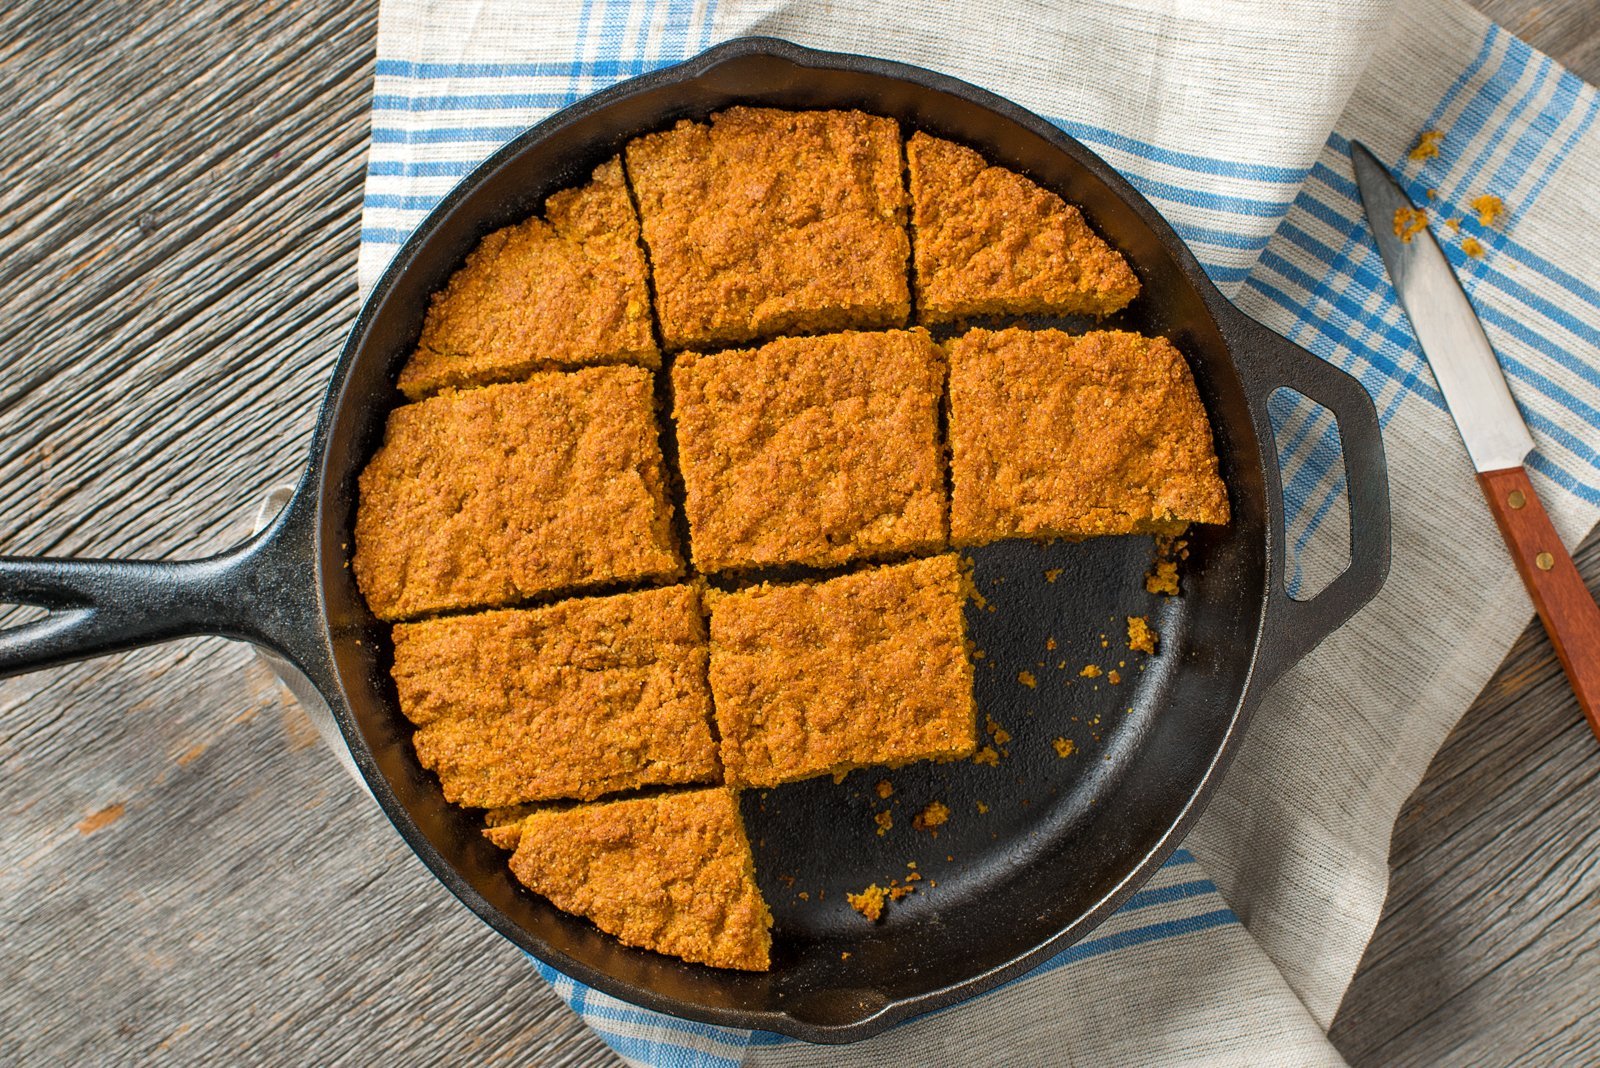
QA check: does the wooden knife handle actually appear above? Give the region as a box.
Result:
[1477,466,1600,740]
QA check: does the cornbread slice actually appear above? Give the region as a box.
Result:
[946,327,1229,544]
[626,107,910,349]
[506,787,773,971]
[672,329,947,573]
[396,158,657,400]
[708,555,977,788]
[353,366,680,621]
[392,585,716,807]
[907,133,1139,322]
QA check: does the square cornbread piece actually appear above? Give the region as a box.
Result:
[626,107,910,349]
[354,366,680,621]
[908,133,1139,322]
[672,329,947,573]
[497,787,773,971]
[396,158,656,400]
[946,327,1229,544]
[392,585,717,807]
[708,555,976,788]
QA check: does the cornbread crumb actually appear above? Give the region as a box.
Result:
[876,780,894,799]
[985,716,1011,745]
[353,367,680,621]
[848,884,887,922]
[947,328,1228,545]
[397,158,656,400]
[1471,194,1505,227]
[392,585,716,806]
[1017,670,1037,689]
[907,132,1138,322]
[1053,737,1076,758]
[1045,636,1058,651]
[672,330,946,573]
[1080,664,1103,679]
[875,810,894,836]
[1127,615,1158,654]
[1044,568,1063,583]
[1461,236,1486,258]
[1108,669,1122,685]
[627,107,909,349]
[508,787,772,970]
[976,800,990,814]
[1409,130,1444,161]
[1393,206,1429,243]
[708,556,977,787]
[913,801,950,832]
[1146,560,1181,596]
[1445,217,1463,233]
[972,746,1000,766]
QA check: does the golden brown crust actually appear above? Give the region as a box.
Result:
[392,585,717,807]
[397,158,657,400]
[672,329,947,573]
[509,787,773,971]
[353,366,681,621]
[907,133,1139,322]
[707,555,977,788]
[626,107,910,349]
[946,327,1229,544]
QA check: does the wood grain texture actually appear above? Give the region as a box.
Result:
[1477,466,1600,734]
[0,0,1595,1065]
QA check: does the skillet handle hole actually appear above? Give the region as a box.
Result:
[1266,387,1352,602]
[0,603,51,633]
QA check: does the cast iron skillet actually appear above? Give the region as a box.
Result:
[0,38,1391,1043]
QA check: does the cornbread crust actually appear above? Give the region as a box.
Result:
[947,327,1229,544]
[397,158,657,400]
[672,329,947,573]
[507,787,773,971]
[907,133,1139,322]
[707,555,977,788]
[392,586,717,807]
[626,107,911,349]
[353,366,680,621]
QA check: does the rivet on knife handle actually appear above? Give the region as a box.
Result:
[1476,466,1600,738]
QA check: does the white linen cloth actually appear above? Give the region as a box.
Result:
[330,0,1600,1062]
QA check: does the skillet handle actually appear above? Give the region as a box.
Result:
[0,481,327,683]
[1228,310,1392,691]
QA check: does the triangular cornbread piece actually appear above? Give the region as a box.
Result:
[397,157,657,400]
[908,132,1139,322]
[506,787,773,971]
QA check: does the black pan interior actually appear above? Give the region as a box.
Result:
[311,41,1269,1039]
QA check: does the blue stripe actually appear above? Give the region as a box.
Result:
[371,124,541,144]
[366,158,477,178]
[1049,118,1307,185]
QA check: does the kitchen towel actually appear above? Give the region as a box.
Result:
[348,0,1600,1063]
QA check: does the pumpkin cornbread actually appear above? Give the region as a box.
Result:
[907,132,1139,322]
[672,329,947,573]
[353,366,680,621]
[391,585,717,807]
[946,327,1229,544]
[625,107,910,349]
[500,787,773,971]
[707,555,977,788]
[396,158,656,400]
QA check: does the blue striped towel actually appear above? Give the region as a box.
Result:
[356,0,1600,1062]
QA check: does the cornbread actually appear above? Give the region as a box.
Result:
[907,133,1139,322]
[707,555,977,788]
[506,787,773,971]
[626,107,910,349]
[672,329,946,572]
[392,585,716,807]
[397,159,656,400]
[353,366,680,621]
[946,327,1229,544]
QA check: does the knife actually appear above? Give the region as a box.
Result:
[1351,140,1600,740]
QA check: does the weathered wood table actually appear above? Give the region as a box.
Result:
[1,1,1595,1063]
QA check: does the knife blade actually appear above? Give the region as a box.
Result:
[1350,140,1534,472]
[1350,139,1600,738]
